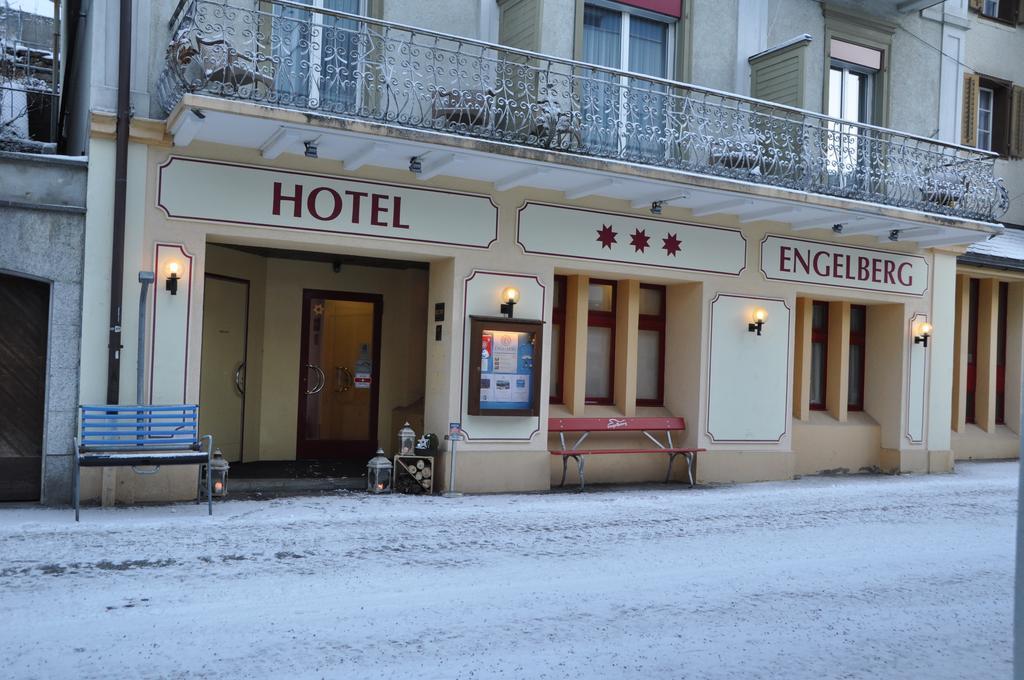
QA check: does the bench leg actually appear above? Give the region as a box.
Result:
[665,452,677,483]
[73,442,80,522]
[686,452,695,489]
[559,455,569,488]
[576,455,585,492]
[205,435,214,516]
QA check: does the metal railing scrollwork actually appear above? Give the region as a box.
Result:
[157,0,1009,222]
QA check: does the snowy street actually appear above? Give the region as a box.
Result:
[0,462,1015,680]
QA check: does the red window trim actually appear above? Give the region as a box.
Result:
[996,281,1008,425]
[966,278,980,424]
[586,279,617,405]
[810,301,828,411]
[550,275,568,405]
[847,304,866,412]
[637,283,666,407]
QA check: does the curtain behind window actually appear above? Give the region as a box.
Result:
[582,5,622,153]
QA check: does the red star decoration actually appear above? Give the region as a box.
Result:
[630,228,650,253]
[596,224,618,249]
[662,232,682,257]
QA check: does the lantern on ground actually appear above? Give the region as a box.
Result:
[367,448,393,493]
[203,448,230,498]
[398,422,416,455]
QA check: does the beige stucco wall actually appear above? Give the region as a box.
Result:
[75,120,956,499]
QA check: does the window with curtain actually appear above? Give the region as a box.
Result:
[637,284,665,406]
[847,305,866,411]
[273,0,364,111]
[581,2,673,159]
[810,301,828,411]
[550,275,567,404]
[826,39,882,190]
[585,280,617,404]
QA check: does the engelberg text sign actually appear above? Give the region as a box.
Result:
[157,157,498,249]
[760,235,928,296]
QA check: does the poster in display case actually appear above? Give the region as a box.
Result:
[468,316,544,417]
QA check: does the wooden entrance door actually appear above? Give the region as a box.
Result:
[199,275,249,463]
[0,273,49,502]
[296,290,382,463]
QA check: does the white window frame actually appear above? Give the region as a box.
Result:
[978,86,994,152]
[585,0,676,80]
[290,0,368,108]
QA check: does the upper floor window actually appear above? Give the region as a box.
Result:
[975,0,1020,24]
[582,2,675,78]
[827,40,882,126]
[963,74,1024,158]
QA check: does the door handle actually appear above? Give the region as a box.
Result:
[305,364,326,395]
[234,362,246,396]
[335,366,354,392]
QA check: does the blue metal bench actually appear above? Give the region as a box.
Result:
[73,404,214,521]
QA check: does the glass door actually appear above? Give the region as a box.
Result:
[297,290,381,461]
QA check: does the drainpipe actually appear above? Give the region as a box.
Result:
[137,272,154,404]
[106,0,132,404]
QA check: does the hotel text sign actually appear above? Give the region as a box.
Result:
[157,157,498,249]
[761,235,928,296]
[516,202,746,275]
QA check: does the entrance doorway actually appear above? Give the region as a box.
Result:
[199,274,249,463]
[297,290,382,465]
[0,272,49,502]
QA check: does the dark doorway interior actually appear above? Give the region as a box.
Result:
[0,273,49,502]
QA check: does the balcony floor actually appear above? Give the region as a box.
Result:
[166,95,1001,249]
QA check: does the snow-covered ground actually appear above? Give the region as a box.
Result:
[0,463,1015,680]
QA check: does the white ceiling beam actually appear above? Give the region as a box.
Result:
[170,109,206,148]
[788,214,839,231]
[689,198,753,218]
[564,177,616,200]
[260,127,301,160]
[912,231,989,248]
[342,142,380,171]
[736,204,799,224]
[630,191,688,209]
[835,220,895,235]
[417,153,459,180]
[494,166,548,192]
[894,227,943,241]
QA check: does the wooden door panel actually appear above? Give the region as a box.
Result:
[0,273,49,502]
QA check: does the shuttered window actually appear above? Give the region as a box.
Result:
[498,0,541,52]
[749,36,811,108]
[963,73,1024,158]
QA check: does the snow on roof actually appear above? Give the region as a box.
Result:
[961,224,1024,270]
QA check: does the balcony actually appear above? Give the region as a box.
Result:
[158,0,1008,228]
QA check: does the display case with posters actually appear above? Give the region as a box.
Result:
[468,316,544,417]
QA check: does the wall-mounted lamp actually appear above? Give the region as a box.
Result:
[304,140,318,159]
[914,321,933,348]
[889,229,900,242]
[409,156,423,174]
[832,223,844,234]
[500,287,520,318]
[165,261,181,295]
[748,307,767,336]
[650,201,663,215]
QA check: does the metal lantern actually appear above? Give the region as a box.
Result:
[201,448,230,498]
[398,422,416,456]
[210,449,230,497]
[367,448,393,493]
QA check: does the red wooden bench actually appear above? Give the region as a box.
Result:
[549,417,705,491]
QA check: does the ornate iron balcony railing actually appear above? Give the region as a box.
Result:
[159,0,1008,222]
